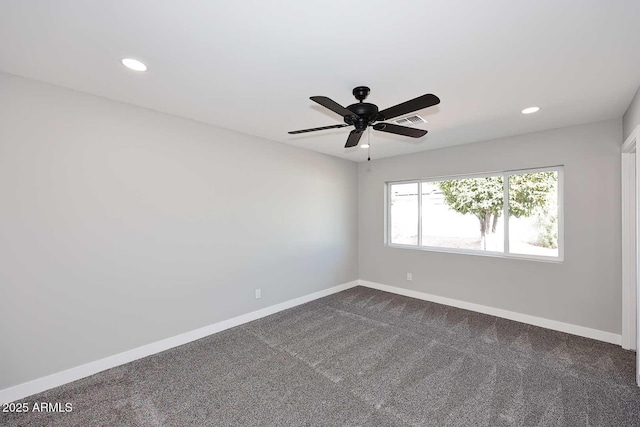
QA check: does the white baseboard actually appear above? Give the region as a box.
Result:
[358,280,622,346]
[0,280,359,405]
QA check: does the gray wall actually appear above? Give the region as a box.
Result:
[624,85,640,141]
[359,120,622,334]
[0,73,358,390]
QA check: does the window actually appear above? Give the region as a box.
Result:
[386,167,563,261]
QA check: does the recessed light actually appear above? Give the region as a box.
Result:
[121,58,147,72]
[361,144,370,149]
[521,106,540,115]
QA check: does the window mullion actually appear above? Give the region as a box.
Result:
[417,181,422,247]
[503,173,510,254]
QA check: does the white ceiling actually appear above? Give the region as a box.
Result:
[1,1,640,162]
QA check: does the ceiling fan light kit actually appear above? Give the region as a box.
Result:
[289,86,440,158]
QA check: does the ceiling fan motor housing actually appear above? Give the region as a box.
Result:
[347,86,378,126]
[345,102,379,127]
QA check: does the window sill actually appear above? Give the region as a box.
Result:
[386,243,564,263]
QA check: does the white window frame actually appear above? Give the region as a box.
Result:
[385,166,564,262]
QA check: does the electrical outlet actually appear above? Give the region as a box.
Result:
[255,289,261,299]
[406,273,412,281]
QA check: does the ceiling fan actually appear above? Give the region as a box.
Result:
[288,86,440,148]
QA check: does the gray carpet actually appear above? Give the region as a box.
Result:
[2,286,639,426]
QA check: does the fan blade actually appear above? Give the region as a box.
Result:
[310,96,356,118]
[377,94,440,121]
[288,124,349,134]
[373,123,428,138]
[345,130,363,148]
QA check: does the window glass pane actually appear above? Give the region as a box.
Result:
[423,177,504,252]
[508,171,559,257]
[390,182,418,245]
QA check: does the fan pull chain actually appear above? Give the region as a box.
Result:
[367,128,371,161]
